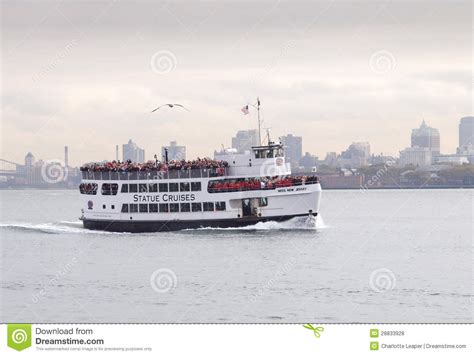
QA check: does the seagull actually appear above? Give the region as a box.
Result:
[151,103,189,113]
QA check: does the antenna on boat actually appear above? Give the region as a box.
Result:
[263,127,272,145]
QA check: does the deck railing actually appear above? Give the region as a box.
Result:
[81,167,228,181]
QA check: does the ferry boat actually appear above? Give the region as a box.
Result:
[79,142,322,232]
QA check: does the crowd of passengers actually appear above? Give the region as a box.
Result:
[208,175,319,192]
[79,183,98,194]
[80,158,229,173]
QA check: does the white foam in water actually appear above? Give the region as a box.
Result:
[0,222,119,235]
[195,215,329,231]
[315,214,330,229]
[0,217,330,234]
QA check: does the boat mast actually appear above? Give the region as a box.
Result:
[257,97,261,145]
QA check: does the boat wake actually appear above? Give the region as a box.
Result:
[0,221,120,235]
[194,215,329,231]
[0,216,330,234]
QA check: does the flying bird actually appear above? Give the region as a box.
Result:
[151,103,189,113]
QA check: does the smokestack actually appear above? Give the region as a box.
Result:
[64,146,69,167]
[116,145,119,161]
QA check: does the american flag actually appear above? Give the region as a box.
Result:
[241,105,249,115]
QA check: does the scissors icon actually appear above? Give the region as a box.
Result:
[303,323,324,338]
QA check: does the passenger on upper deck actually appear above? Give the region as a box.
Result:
[80,158,229,174]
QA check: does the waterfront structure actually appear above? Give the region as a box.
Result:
[399,147,432,167]
[122,139,145,163]
[231,130,259,153]
[369,154,396,166]
[411,120,440,155]
[432,154,469,165]
[161,141,186,161]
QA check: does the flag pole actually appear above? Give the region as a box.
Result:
[257,97,261,145]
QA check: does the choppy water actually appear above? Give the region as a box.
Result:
[0,189,472,323]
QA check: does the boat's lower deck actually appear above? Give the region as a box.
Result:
[83,212,317,232]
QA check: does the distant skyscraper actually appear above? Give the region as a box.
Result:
[411,120,440,155]
[340,142,371,168]
[64,146,69,167]
[300,152,319,169]
[458,116,474,149]
[280,134,303,168]
[25,152,35,167]
[324,152,338,167]
[161,141,186,161]
[232,130,259,153]
[115,145,119,161]
[122,139,145,163]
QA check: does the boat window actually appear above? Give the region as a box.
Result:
[121,204,129,213]
[215,202,226,211]
[159,203,169,213]
[79,183,98,195]
[203,202,214,212]
[101,183,118,195]
[191,182,201,191]
[192,202,202,212]
[149,183,158,192]
[130,204,138,213]
[159,183,168,192]
[180,203,190,212]
[139,184,148,193]
[259,197,268,207]
[129,184,138,193]
[169,183,179,192]
[121,184,128,193]
[139,204,148,213]
[149,203,158,213]
[169,203,179,212]
[180,182,190,192]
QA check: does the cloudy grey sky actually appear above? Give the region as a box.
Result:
[1,0,472,166]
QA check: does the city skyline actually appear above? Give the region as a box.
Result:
[1,1,471,166]
[7,115,472,169]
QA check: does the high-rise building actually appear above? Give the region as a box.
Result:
[122,139,145,163]
[280,134,303,168]
[25,152,35,167]
[458,116,474,149]
[324,152,338,167]
[299,152,319,170]
[231,130,259,153]
[64,146,69,167]
[340,142,371,168]
[161,141,186,161]
[411,120,440,155]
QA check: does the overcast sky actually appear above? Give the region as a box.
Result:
[1,0,472,166]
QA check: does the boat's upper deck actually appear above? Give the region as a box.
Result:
[80,167,229,181]
[81,143,291,181]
